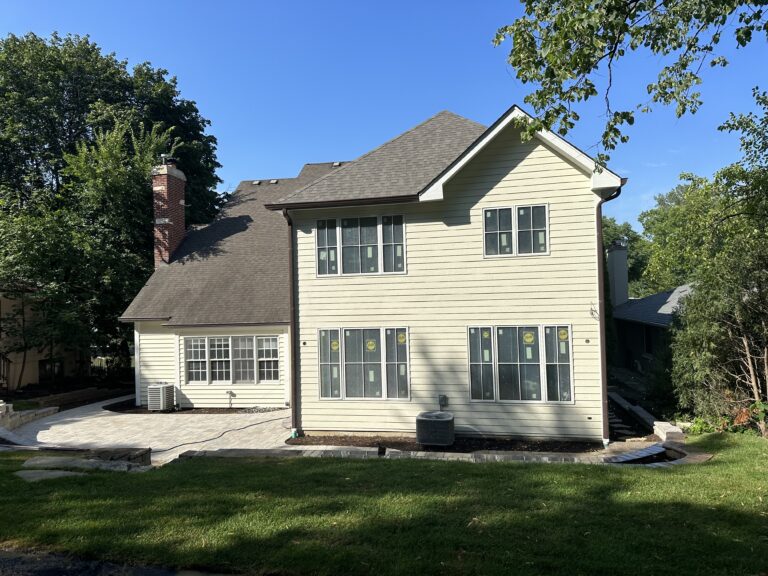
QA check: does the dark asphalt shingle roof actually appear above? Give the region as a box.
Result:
[268,111,486,208]
[613,285,692,328]
[120,163,341,326]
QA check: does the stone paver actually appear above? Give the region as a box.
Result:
[14,469,87,482]
[12,395,292,464]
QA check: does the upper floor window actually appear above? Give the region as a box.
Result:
[483,205,548,257]
[316,216,406,276]
[342,217,378,274]
[316,219,338,275]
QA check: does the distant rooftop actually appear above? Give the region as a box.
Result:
[613,285,693,328]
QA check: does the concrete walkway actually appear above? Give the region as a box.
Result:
[11,396,292,464]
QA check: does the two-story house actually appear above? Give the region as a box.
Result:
[122,105,624,443]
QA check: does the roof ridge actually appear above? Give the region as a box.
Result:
[274,110,479,204]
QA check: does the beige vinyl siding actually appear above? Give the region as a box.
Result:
[292,124,605,440]
[135,321,289,408]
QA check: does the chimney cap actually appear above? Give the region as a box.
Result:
[160,154,179,166]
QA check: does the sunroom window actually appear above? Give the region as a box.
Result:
[183,336,279,385]
[257,337,279,381]
[185,338,207,382]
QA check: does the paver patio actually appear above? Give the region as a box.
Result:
[11,396,292,464]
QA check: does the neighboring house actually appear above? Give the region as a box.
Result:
[0,293,79,391]
[123,105,625,443]
[606,242,691,372]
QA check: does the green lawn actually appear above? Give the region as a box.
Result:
[1,434,767,575]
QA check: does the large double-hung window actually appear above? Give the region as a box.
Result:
[184,336,280,385]
[317,216,406,275]
[467,325,572,403]
[319,327,409,399]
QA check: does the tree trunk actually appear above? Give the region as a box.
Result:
[15,294,27,391]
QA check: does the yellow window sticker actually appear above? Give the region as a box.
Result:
[397,332,407,345]
[482,330,490,339]
[366,339,377,352]
[330,340,339,352]
[523,331,535,345]
[558,329,569,341]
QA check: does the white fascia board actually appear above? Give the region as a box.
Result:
[419,106,624,202]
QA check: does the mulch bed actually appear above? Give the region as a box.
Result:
[103,398,287,415]
[286,434,604,453]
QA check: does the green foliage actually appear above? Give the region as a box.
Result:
[0,434,766,575]
[645,90,768,435]
[601,216,651,296]
[0,32,222,223]
[494,1,768,161]
[688,416,715,435]
[0,32,220,365]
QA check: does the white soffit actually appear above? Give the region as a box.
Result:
[419,106,625,202]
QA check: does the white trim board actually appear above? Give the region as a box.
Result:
[419,105,625,202]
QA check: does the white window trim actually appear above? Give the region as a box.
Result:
[182,335,281,386]
[256,336,280,383]
[315,215,408,277]
[317,326,411,401]
[466,324,574,405]
[482,204,550,259]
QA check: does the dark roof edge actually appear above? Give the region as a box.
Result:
[266,194,420,211]
[613,315,672,329]
[163,321,292,328]
[415,104,521,199]
[118,316,170,323]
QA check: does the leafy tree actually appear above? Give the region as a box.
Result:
[495,1,768,161]
[0,32,222,222]
[0,33,218,378]
[645,91,768,435]
[601,216,651,296]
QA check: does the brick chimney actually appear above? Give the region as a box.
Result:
[606,241,629,307]
[152,158,186,268]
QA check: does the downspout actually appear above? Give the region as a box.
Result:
[282,209,300,436]
[596,186,622,446]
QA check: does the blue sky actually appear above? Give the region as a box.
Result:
[2,0,764,229]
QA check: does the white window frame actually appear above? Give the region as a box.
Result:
[466,324,574,404]
[482,204,550,258]
[317,326,411,401]
[257,336,280,382]
[315,215,408,277]
[182,335,281,386]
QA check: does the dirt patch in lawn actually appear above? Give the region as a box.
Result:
[103,398,288,415]
[286,434,603,453]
